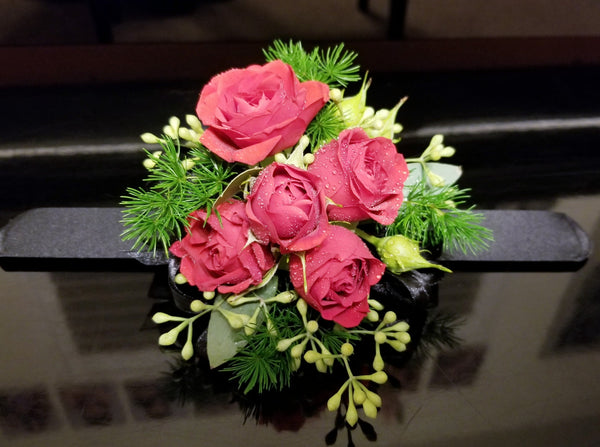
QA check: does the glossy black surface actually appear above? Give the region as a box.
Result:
[1,66,600,446]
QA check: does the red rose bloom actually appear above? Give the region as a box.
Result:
[196,60,329,165]
[170,200,275,295]
[246,163,329,253]
[289,226,386,328]
[308,128,409,225]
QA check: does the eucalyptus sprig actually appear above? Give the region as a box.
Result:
[387,181,493,254]
[263,40,360,88]
[223,300,355,395]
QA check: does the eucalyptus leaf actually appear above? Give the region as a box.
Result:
[405,162,463,188]
[252,267,280,298]
[207,297,260,369]
[214,167,262,207]
[206,274,279,369]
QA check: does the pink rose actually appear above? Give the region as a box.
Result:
[246,163,329,253]
[289,226,386,328]
[196,60,330,165]
[170,200,275,295]
[308,128,409,225]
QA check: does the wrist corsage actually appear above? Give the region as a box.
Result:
[121,40,492,428]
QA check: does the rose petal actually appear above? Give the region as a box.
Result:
[201,129,282,165]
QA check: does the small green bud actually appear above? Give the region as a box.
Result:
[169,116,180,131]
[269,290,296,304]
[244,308,261,336]
[178,127,193,141]
[388,321,410,332]
[441,146,456,157]
[152,312,172,324]
[163,125,177,140]
[383,311,397,324]
[303,153,315,166]
[303,350,320,363]
[274,153,287,164]
[306,320,319,334]
[315,359,327,373]
[345,403,359,426]
[158,329,179,346]
[290,343,305,359]
[298,135,310,149]
[427,170,446,187]
[327,392,342,411]
[353,386,366,405]
[291,356,302,371]
[142,158,156,170]
[366,310,379,322]
[181,339,194,360]
[296,298,308,316]
[185,114,203,133]
[341,342,354,357]
[387,340,407,352]
[370,371,388,384]
[368,299,384,311]
[203,290,215,300]
[174,273,188,284]
[189,300,205,313]
[276,338,293,352]
[362,399,378,419]
[329,88,343,103]
[375,108,389,119]
[320,347,334,367]
[395,332,411,344]
[365,389,382,407]
[266,317,277,336]
[430,134,444,147]
[374,331,387,344]
[181,159,195,170]
[429,144,444,161]
[219,309,249,329]
[372,352,385,371]
[362,106,375,121]
[140,132,161,144]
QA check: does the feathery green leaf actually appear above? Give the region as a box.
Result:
[264,39,360,88]
[387,182,493,254]
[120,137,235,255]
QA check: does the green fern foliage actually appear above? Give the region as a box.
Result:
[120,137,235,255]
[306,103,345,149]
[263,39,361,88]
[387,182,493,254]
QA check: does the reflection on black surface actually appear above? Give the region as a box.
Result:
[125,380,174,420]
[429,346,486,388]
[0,387,58,436]
[153,271,465,446]
[59,383,124,427]
[555,228,600,350]
[50,272,157,354]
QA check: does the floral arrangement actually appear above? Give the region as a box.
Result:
[121,40,492,427]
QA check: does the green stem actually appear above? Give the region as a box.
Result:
[353,228,380,247]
